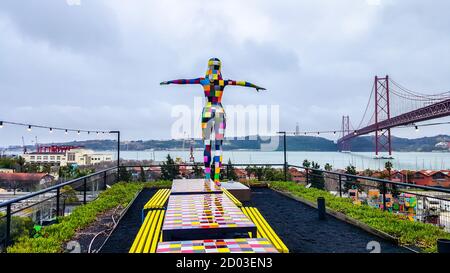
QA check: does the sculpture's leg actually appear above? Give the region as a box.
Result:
[212,109,226,185]
[203,140,212,180]
[202,107,214,181]
[213,140,223,185]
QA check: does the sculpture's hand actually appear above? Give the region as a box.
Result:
[160,81,170,85]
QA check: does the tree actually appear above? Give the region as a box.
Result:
[118,166,132,182]
[385,161,393,179]
[192,164,203,178]
[225,159,238,181]
[363,168,374,177]
[41,164,51,174]
[310,161,325,189]
[384,161,399,197]
[16,156,26,172]
[344,164,361,192]
[262,166,287,181]
[0,157,16,169]
[302,159,311,168]
[245,165,255,179]
[61,185,78,216]
[253,166,265,181]
[24,163,38,173]
[161,154,179,180]
[9,180,20,195]
[58,166,72,181]
[324,163,332,172]
[74,167,93,179]
[139,166,147,182]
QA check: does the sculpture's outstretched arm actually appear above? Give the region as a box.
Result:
[160,78,203,85]
[225,80,266,91]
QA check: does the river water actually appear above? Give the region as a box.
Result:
[118,150,450,171]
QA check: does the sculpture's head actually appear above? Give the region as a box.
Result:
[206,58,221,80]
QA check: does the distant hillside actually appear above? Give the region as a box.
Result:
[10,134,450,152]
[350,135,450,152]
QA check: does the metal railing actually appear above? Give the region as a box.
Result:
[2,161,450,252]
[0,167,118,251]
[291,165,450,232]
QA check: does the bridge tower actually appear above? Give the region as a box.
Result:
[374,75,392,156]
[339,115,351,152]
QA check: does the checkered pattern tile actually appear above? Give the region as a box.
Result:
[171,179,222,194]
[162,194,255,230]
[156,238,278,253]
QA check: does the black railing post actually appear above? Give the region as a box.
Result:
[56,187,60,217]
[277,131,287,181]
[338,174,342,197]
[117,131,120,179]
[109,130,121,182]
[103,171,107,189]
[382,181,387,211]
[305,168,309,184]
[83,178,87,205]
[5,204,11,250]
[283,132,287,181]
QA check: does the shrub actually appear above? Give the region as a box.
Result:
[0,213,34,245]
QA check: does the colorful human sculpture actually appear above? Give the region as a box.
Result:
[161,58,265,185]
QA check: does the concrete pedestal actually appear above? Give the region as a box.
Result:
[221,181,251,202]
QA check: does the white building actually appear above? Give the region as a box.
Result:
[435,142,450,149]
[23,148,113,166]
[0,168,15,173]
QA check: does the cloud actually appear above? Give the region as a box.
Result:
[1,0,450,146]
[0,0,119,53]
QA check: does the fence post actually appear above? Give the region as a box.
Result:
[5,204,11,250]
[317,197,326,220]
[103,171,107,189]
[83,178,87,205]
[382,181,387,211]
[338,174,342,197]
[284,163,288,181]
[56,187,60,217]
[305,168,309,184]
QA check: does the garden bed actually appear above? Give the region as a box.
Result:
[6,181,171,253]
[269,181,450,252]
[100,188,158,253]
[246,187,410,253]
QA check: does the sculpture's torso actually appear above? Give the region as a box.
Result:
[200,70,225,105]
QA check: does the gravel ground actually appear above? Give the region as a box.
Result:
[100,187,411,253]
[246,188,411,253]
[69,207,123,253]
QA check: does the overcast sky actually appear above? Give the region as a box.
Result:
[1,0,450,146]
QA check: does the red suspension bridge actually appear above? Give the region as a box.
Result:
[337,75,450,156]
